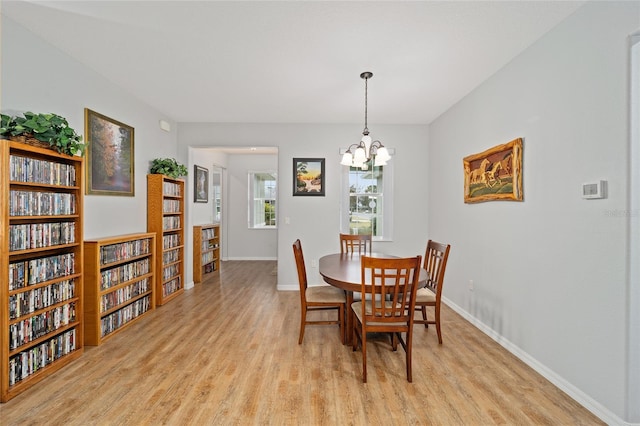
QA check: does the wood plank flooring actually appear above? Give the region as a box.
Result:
[0,260,603,425]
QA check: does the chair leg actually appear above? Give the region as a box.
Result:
[406,328,413,383]
[352,319,367,383]
[298,305,306,344]
[421,305,428,328]
[435,304,442,344]
[361,329,367,383]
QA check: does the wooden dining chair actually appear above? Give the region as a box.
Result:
[339,233,372,255]
[293,239,346,344]
[414,240,451,344]
[352,255,422,383]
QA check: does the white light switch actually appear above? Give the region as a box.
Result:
[159,119,171,132]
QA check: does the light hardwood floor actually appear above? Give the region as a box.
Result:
[0,260,603,425]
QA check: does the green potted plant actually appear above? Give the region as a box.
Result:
[149,158,188,178]
[0,113,13,135]
[1,111,86,157]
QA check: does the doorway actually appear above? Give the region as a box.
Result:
[210,165,226,260]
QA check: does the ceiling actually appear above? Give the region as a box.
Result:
[2,1,585,125]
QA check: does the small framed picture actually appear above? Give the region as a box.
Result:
[194,165,209,203]
[293,158,325,196]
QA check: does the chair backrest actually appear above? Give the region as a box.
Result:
[360,255,422,324]
[340,233,372,254]
[424,240,451,299]
[292,239,308,293]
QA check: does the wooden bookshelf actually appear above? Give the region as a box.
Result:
[83,233,155,345]
[193,224,220,283]
[147,174,185,305]
[0,139,84,402]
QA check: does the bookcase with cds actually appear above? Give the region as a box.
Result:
[193,224,220,283]
[0,139,84,402]
[83,233,155,345]
[147,174,185,305]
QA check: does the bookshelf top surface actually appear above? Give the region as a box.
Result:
[84,232,156,244]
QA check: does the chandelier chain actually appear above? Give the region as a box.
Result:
[363,76,369,134]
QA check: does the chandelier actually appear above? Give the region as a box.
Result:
[341,71,391,169]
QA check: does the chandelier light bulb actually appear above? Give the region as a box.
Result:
[341,152,354,166]
[353,146,367,163]
[374,156,387,167]
[376,146,391,162]
[352,157,365,168]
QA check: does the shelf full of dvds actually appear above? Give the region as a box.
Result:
[193,224,220,283]
[83,233,156,345]
[147,174,184,305]
[1,139,85,402]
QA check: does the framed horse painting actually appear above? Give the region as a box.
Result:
[463,138,523,203]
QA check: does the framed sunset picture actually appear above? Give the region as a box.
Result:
[293,158,325,196]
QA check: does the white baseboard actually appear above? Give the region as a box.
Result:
[224,257,277,261]
[277,284,298,291]
[443,297,629,426]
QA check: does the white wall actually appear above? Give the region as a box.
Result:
[428,2,639,424]
[226,154,278,260]
[1,16,178,240]
[177,123,430,290]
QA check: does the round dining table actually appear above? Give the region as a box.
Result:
[318,252,428,345]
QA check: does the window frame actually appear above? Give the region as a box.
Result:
[248,170,278,229]
[340,158,394,241]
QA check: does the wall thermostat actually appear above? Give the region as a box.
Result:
[582,180,606,199]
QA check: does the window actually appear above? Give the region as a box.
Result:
[211,167,222,222]
[341,161,393,240]
[249,171,277,228]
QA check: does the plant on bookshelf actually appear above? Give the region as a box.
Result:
[149,158,188,179]
[1,112,86,157]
